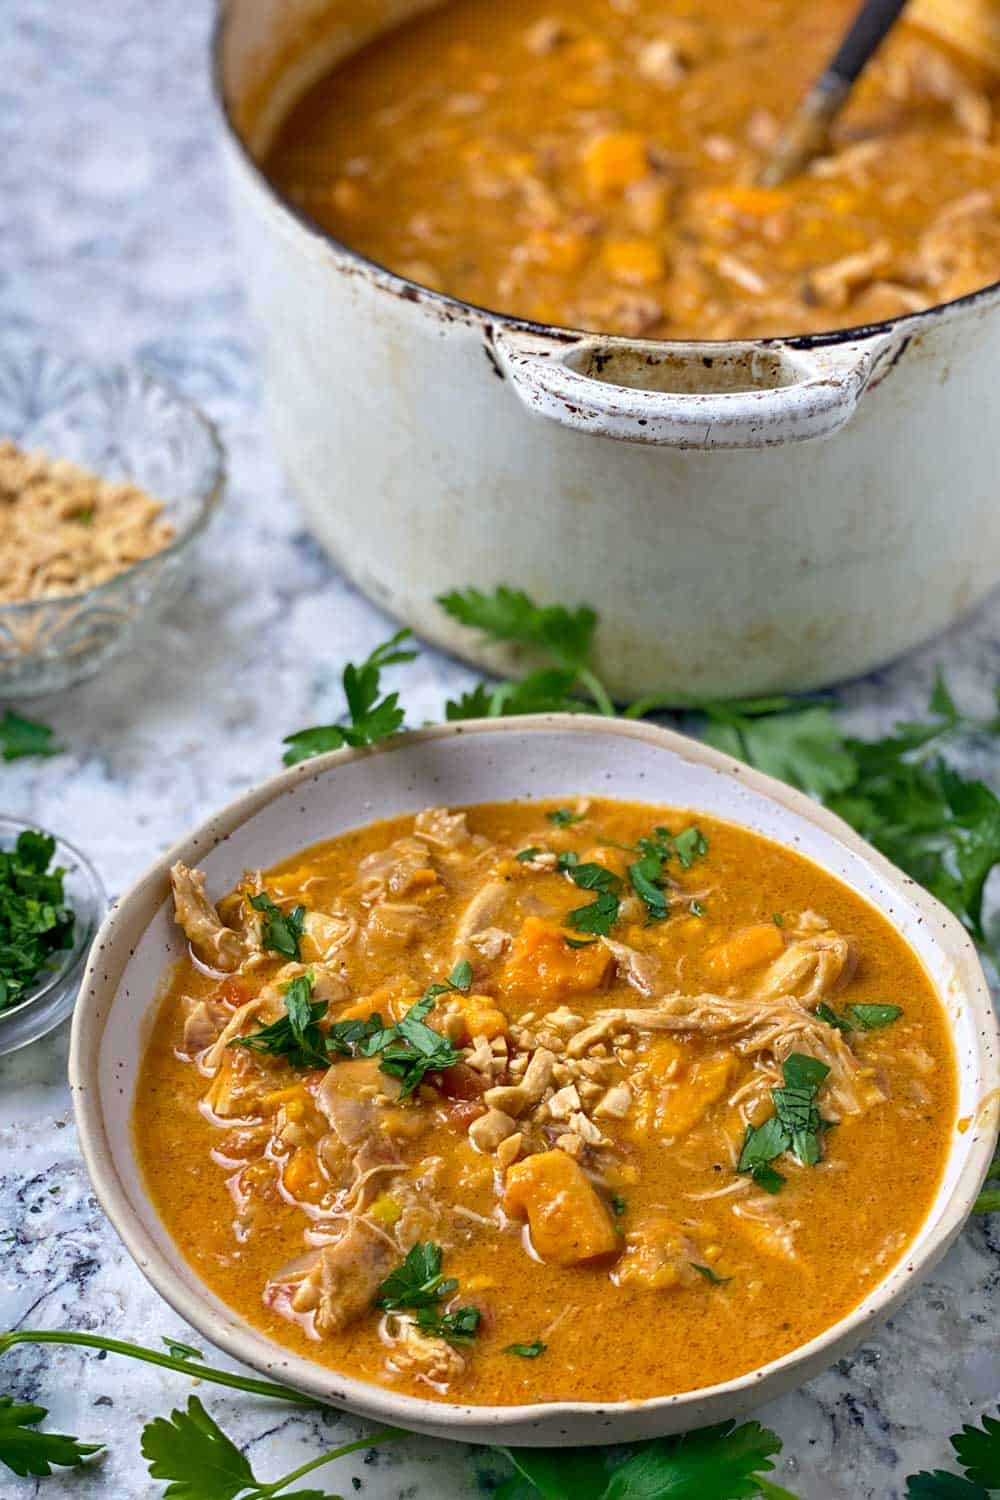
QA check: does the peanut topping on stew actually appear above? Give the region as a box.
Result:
[135,799,956,1405]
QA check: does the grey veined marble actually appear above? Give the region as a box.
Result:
[1,1,999,1495]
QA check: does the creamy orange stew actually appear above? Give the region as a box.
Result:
[136,799,955,1405]
[262,0,1000,339]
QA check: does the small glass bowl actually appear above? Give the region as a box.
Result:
[0,816,107,1056]
[0,346,225,697]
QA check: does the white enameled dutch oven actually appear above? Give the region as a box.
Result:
[213,0,1000,701]
[70,716,1000,1445]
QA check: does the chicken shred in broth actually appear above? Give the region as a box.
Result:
[136,799,956,1405]
[262,0,1000,339]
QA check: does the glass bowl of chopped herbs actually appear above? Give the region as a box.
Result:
[0,817,106,1055]
[0,345,225,697]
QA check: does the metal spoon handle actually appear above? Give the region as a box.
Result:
[759,0,912,186]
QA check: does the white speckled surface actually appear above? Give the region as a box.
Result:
[1,2,998,1495]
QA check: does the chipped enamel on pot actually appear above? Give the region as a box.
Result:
[70,716,999,1446]
[214,0,1000,701]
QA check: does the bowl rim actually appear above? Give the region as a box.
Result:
[0,349,226,616]
[69,714,1000,1438]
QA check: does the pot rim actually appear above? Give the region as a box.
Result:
[210,0,1000,353]
[70,713,1000,1441]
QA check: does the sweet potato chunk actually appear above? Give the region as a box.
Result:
[640,1052,737,1139]
[498,917,612,1002]
[704,923,784,982]
[503,1149,618,1265]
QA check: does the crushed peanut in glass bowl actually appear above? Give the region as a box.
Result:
[0,347,225,697]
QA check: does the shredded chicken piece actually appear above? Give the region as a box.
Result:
[754,928,855,1004]
[289,1220,398,1333]
[452,880,509,964]
[357,838,434,901]
[466,925,511,962]
[807,242,893,309]
[170,863,248,972]
[385,1316,466,1385]
[300,909,357,962]
[180,996,229,1054]
[601,937,660,995]
[202,991,283,1072]
[364,901,429,951]
[413,806,471,850]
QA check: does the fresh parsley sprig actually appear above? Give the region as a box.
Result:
[815,1001,903,1032]
[355,962,470,1097]
[282,629,417,766]
[0,711,61,762]
[906,1407,1000,1497]
[557,856,622,937]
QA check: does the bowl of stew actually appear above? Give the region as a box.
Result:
[69,715,999,1444]
[213,0,1000,701]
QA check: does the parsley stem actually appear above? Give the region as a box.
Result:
[0,1330,322,1406]
[576,666,616,719]
[258,1428,402,1495]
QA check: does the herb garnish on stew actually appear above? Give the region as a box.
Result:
[738,1053,831,1191]
[376,1242,480,1346]
[816,1001,904,1033]
[230,971,329,1069]
[249,890,305,960]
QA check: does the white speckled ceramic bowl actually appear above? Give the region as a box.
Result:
[69,716,1000,1446]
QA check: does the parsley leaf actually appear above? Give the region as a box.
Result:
[416,1304,481,1345]
[142,1395,255,1499]
[548,807,585,827]
[502,1418,793,1500]
[249,890,305,960]
[674,826,709,869]
[0,830,76,1013]
[566,888,620,937]
[905,1407,1000,1498]
[0,1395,101,1478]
[845,1003,903,1031]
[505,1341,547,1358]
[516,846,543,862]
[162,1337,204,1362]
[702,701,857,801]
[282,629,417,765]
[230,971,330,1070]
[0,710,61,761]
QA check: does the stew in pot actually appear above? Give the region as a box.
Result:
[262,0,1000,339]
[135,799,955,1405]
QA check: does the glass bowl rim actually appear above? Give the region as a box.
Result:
[0,351,226,616]
[0,813,107,1024]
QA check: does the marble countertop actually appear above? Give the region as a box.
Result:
[2,2,998,1495]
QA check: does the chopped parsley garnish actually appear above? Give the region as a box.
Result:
[566,888,620,937]
[504,1341,547,1358]
[230,971,329,1069]
[690,899,707,917]
[0,1395,101,1478]
[673,826,708,869]
[628,847,670,923]
[161,1337,204,1362]
[516,846,543,862]
[547,806,586,827]
[691,1263,732,1286]
[738,1053,831,1189]
[377,1242,480,1346]
[356,962,470,1097]
[772,912,784,927]
[0,830,76,1013]
[249,890,305,960]
[558,857,622,936]
[610,1193,627,1217]
[816,1001,903,1033]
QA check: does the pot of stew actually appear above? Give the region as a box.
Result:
[214,0,1000,699]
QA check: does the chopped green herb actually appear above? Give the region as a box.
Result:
[628,850,670,923]
[504,1341,547,1358]
[0,830,76,1013]
[690,899,707,917]
[847,1003,904,1031]
[566,888,620,937]
[738,1054,831,1187]
[564,935,598,949]
[161,1337,204,1362]
[691,1263,732,1285]
[772,913,784,928]
[377,1243,479,1347]
[282,628,417,765]
[815,1001,853,1031]
[673,826,708,869]
[230,971,329,1070]
[0,711,61,762]
[249,890,305,960]
[516,847,543,862]
[547,806,586,827]
[357,964,469,1097]
[610,1194,627,1217]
